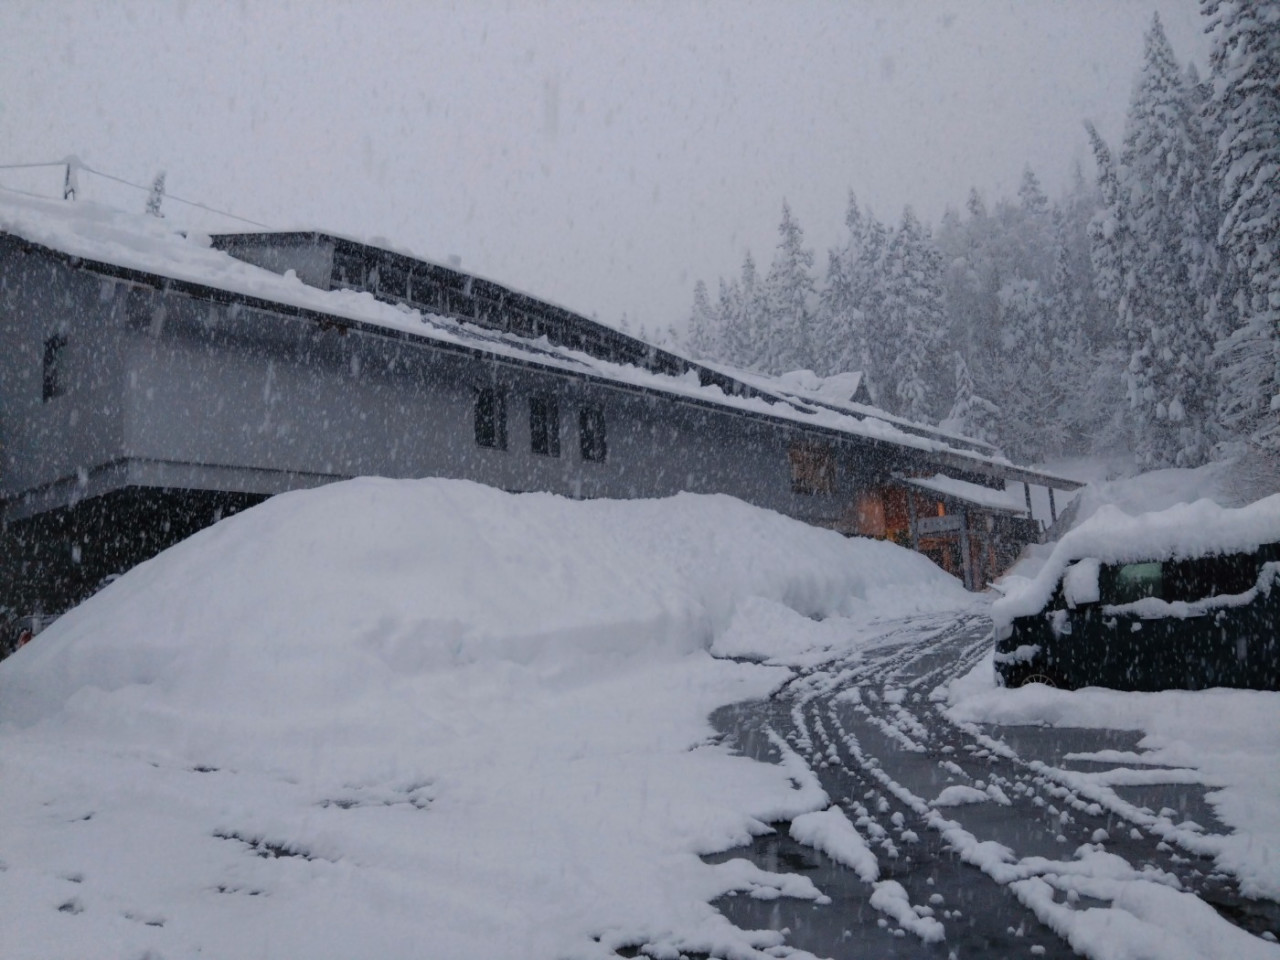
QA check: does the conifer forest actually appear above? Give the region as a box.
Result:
[679,4,1280,469]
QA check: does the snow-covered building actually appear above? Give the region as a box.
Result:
[0,194,1080,622]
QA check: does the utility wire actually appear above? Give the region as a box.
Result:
[0,159,271,230]
[0,161,70,170]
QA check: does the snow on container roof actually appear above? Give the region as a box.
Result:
[992,493,1280,628]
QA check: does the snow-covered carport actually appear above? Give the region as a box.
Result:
[898,473,1044,590]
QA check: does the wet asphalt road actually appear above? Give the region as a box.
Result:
[694,611,1280,959]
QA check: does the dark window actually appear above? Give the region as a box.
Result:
[530,396,561,457]
[376,260,409,301]
[1100,552,1260,606]
[332,250,368,290]
[579,406,607,462]
[1163,553,1257,601]
[42,335,67,402]
[475,387,508,450]
[788,441,835,495]
[1109,562,1162,604]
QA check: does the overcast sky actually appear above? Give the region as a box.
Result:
[1,0,1209,335]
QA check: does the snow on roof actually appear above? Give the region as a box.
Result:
[0,189,1069,483]
[902,475,1028,516]
[775,369,865,403]
[713,362,1003,458]
[993,493,1280,627]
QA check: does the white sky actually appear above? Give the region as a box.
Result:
[1,0,1208,335]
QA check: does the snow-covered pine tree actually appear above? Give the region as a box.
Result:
[720,252,767,370]
[1085,122,1132,323]
[941,351,1001,445]
[145,171,166,218]
[851,209,891,405]
[761,201,816,374]
[992,278,1060,460]
[1114,13,1220,467]
[1018,167,1050,218]
[685,280,720,360]
[815,192,872,378]
[966,187,987,221]
[1203,0,1280,450]
[881,207,946,423]
[1046,210,1097,452]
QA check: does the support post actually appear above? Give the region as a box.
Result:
[1048,487,1057,523]
[958,508,973,591]
[1024,482,1033,517]
[907,490,919,551]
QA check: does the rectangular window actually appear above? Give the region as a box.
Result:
[475,387,507,450]
[579,406,607,462]
[788,441,835,495]
[1109,562,1163,604]
[530,395,561,457]
[42,334,67,402]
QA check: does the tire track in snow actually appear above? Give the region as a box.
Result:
[707,609,1279,958]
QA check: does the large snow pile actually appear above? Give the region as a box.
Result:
[0,478,968,960]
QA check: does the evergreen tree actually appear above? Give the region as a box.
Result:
[966,187,987,221]
[1018,167,1049,217]
[815,192,873,378]
[685,280,719,360]
[761,201,816,373]
[1204,0,1280,450]
[1046,211,1098,452]
[720,252,766,370]
[1084,122,1133,322]
[852,210,892,404]
[941,351,1001,444]
[880,207,946,423]
[992,278,1060,460]
[1112,14,1220,466]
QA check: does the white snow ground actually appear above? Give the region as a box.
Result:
[3,468,1278,960]
[926,462,1280,958]
[937,656,1280,957]
[0,478,968,960]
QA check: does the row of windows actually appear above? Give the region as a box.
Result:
[475,388,607,463]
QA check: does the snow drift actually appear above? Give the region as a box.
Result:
[1,477,961,728]
[0,478,967,960]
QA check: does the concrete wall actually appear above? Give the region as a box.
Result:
[118,280,888,525]
[0,237,128,503]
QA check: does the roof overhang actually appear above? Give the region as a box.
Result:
[899,474,1031,517]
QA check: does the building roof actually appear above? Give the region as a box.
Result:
[901,474,1029,516]
[0,189,1082,494]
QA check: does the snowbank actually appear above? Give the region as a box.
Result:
[0,478,966,960]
